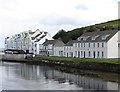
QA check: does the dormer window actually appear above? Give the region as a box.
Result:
[92,35,99,40]
[77,37,81,41]
[101,34,110,40]
[83,36,90,41]
[77,36,90,41]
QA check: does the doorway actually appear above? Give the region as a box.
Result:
[93,51,95,58]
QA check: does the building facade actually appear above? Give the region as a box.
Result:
[63,40,76,58]
[39,30,120,59]
[5,30,120,58]
[39,39,65,56]
[72,30,120,58]
[5,29,52,55]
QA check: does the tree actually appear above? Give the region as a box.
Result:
[53,29,66,39]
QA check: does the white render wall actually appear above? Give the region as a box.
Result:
[63,46,74,57]
[73,42,107,58]
[107,31,119,58]
[54,46,64,57]
[36,33,52,55]
[118,31,120,58]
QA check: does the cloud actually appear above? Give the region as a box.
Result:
[39,15,82,26]
[0,0,119,48]
[75,4,88,10]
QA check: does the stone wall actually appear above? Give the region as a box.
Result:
[2,54,26,60]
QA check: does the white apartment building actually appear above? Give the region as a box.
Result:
[5,29,52,55]
[72,30,120,58]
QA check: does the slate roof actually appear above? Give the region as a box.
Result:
[29,31,35,34]
[43,39,60,46]
[77,30,119,42]
[65,40,77,46]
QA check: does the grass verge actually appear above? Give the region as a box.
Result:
[34,56,120,65]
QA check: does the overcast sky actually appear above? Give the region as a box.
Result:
[0,0,119,48]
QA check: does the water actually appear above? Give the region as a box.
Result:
[0,61,119,90]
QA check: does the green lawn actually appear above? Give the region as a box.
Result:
[34,56,120,65]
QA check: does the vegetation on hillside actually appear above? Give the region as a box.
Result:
[53,19,120,43]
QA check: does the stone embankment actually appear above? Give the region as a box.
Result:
[2,56,120,73]
[27,59,120,73]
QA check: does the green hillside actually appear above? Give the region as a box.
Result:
[53,19,120,43]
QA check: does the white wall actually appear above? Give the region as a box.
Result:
[54,46,64,57]
[73,42,107,58]
[107,32,119,58]
[64,46,73,57]
[118,31,120,58]
[2,54,26,60]
[36,33,52,55]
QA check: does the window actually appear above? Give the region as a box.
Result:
[78,36,89,41]
[81,43,83,47]
[89,43,90,47]
[78,43,80,47]
[35,44,37,47]
[81,51,83,57]
[75,51,77,56]
[89,51,91,57]
[92,35,99,40]
[48,44,53,49]
[77,37,81,41]
[59,51,61,55]
[101,34,110,40]
[67,47,68,51]
[83,36,90,41]
[64,52,65,55]
[94,43,95,47]
[78,51,80,58]
[97,43,99,47]
[75,43,77,47]
[102,51,104,58]
[84,43,85,47]
[102,43,104,47]
[84,51,85,58]
[81,38,83,41]
[97,51,99,58]
[76,43,78,48]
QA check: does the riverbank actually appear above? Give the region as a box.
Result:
[34,56,120,64]
[2,56,120,73]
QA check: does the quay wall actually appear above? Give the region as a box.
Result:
[2,54,26,60]
[1,57,120,73]
[27,60,120,73]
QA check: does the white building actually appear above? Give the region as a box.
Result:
[63,40,76,57]
[39,39,65,56]
[39,30,119,59]
[72,30,120,58]
[5,29,52,55]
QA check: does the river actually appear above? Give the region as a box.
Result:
[0,61,119,91]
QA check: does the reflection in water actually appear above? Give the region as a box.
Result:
[1,62,119,90]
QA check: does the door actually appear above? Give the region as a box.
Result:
[84,51,85,58]
[93,51,95,58]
